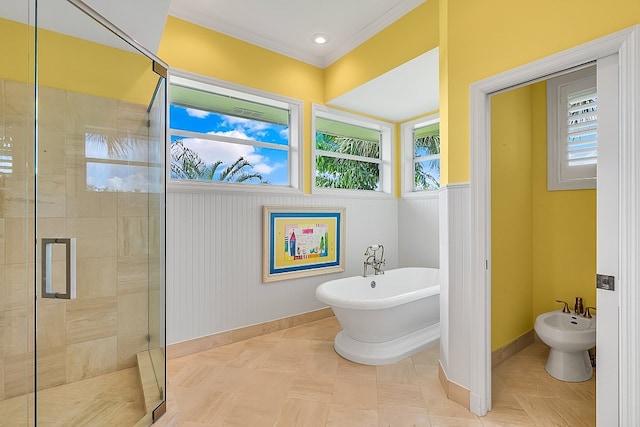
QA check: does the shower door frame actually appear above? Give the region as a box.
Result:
[34,0,168,423]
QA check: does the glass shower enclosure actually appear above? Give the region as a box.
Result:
[0,0,166,424]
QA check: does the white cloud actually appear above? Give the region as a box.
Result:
[180,137,285,179]
[181,137,253,165]
[210,130,250,140]
[186,108,210,119]
[250,158,275,174]
[222,116,270,138]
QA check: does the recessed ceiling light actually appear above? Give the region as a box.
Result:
[312,34,330,45]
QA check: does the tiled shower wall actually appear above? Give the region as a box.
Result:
[0,78,157,399]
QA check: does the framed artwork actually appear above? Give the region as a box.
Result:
[263,206,345,282]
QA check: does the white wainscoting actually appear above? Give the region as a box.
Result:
[166,191,439,345]
[398,192,440,268]
[438,183,471,389]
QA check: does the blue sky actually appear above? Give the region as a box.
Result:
[84,105,290,192]
[170,105,290,185]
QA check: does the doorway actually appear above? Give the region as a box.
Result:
[489,68,597,423]
[468,25,640,424]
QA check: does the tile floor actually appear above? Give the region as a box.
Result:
[0,367,146,426]
[166,317,596,426]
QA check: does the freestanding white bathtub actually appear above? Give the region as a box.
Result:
[315,267,440,365]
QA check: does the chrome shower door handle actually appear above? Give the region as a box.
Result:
[41,238,76,299]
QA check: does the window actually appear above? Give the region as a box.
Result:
[85,128,162,193]
[169,73,301,190]
[312,105,392,193]
[547,66,597,190]
[402,114,440,194]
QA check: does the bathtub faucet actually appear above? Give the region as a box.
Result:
[363,244,386,276]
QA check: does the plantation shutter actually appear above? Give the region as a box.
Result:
[548,66,597,190]
[562,83,598,180]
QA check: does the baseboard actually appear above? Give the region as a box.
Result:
[438,361,470,410]
[167,307,334,360]
[435,330,539,413]
[491,330,535,367]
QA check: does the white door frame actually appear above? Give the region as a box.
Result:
[469,25,640,423]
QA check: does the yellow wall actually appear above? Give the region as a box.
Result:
[0,18,32,83]
[159,12,439,195]
[1,18,158,104]
[159,16,325,194]
[530,83,597,317]
[491,86,533,350]
[491,81,597,351]
[441,0,640,185]
[40,29,156,104]
[324,0,439,101]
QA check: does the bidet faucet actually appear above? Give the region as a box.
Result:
[555,300,570,313]
[363,244,385,277]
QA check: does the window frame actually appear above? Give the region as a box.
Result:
[167,69,303,194]
[401,113,440,196]
[547,66,597,191]
[311,104,393,196]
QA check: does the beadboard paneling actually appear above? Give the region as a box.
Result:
[166,192,433,345]
[438,184,471,387]
[398,193,439,268]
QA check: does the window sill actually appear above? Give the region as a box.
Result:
[168,180,303,196]
[400,190,440,199]
[311,187,394,199]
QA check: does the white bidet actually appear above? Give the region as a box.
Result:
[534,309,596,382]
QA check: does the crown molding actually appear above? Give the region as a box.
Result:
[169,0,425,69]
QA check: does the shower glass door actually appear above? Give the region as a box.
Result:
[0,0,37,424]
[33,0,166,425]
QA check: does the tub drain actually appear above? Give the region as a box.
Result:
[370,281,376,288]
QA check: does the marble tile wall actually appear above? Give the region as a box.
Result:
[1,78,161,399]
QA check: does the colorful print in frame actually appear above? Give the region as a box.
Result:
[263,206,345,282]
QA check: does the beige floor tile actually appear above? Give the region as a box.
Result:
[0,366,146,426]
[220,395,283,427]
[287,374,336,403]
[428,415,483,426]
[325,403,378,427]
[336,358,378,381]
[170,386,237,424]
[514,394,595,426]
[411,344,440,366]
[300,353,340,377]
[378,382,428,413]
[313,321,343,341]
[377,362,418,384]
[167,363,220,389]
[275,398,330,427]
[307,339,339,358]
[332,376,378,410]
[414,363,440,386]
[226,346,272,369]
[256,338,311,372]
[378,407,432,427]
[481,393,536,426]
[161,317,596,427]
[243,369,295,402]
[193,342,246,367]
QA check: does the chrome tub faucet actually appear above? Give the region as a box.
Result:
[363,244,385,277]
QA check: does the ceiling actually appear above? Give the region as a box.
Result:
[168,0,439,122]
[0,0,438,123]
